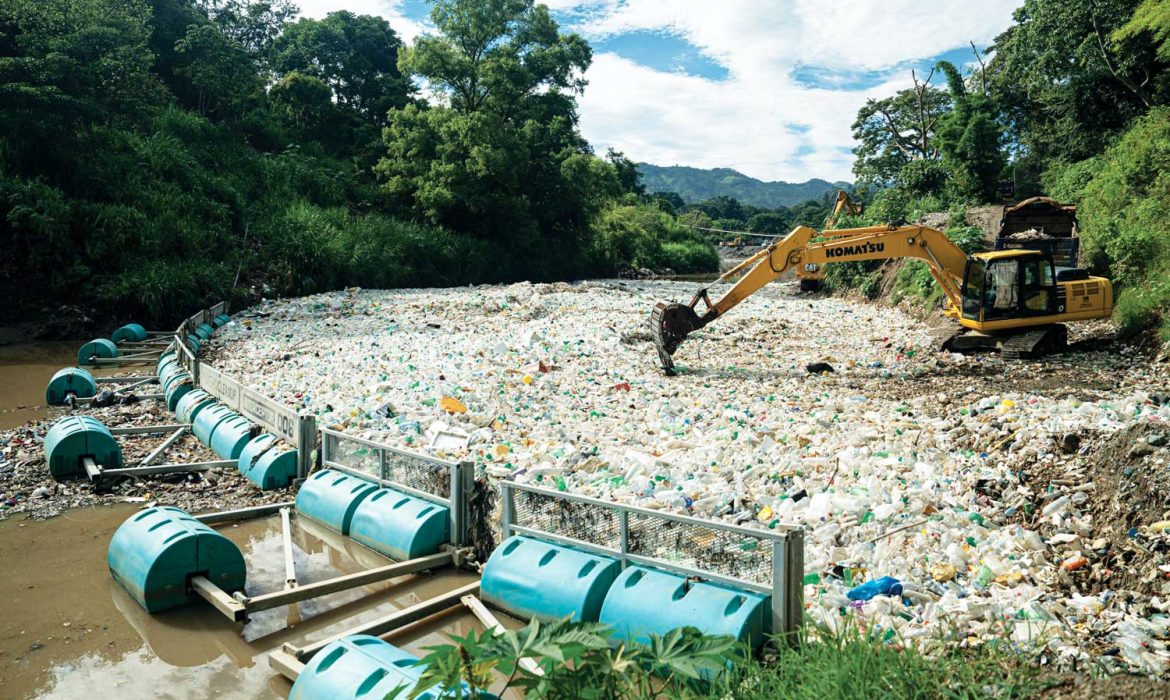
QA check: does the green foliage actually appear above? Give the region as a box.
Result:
[988,0,1169,167]
[851,81,950,187]
[271,11,411,119]
[1117,0,1170,62]
[712,626,1043,700]
[897,160,950,198]
[1061,106,1170,335]
[935,60,1005,202]
[591,203,719,274]
[408,617,742,699]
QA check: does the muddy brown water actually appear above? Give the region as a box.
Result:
[0,504,491,699]
[0,342,101,430]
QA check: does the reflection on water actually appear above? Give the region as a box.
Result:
[0,505,483,699]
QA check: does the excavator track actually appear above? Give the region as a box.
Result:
[1000,324,1067,360]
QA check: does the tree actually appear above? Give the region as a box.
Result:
[746,210,792,234]
[398,0,591,117]
[987,0,1169,170]
[606,148,645,196]
[1115,0,1170,62]
[378,0,604,274]
[175,24,263,118]
[935,59,1005,201]
[272,11,412,120]
[269,71,333,133]
[197,0,297,59]
[650,191,685,213]
[851,69,951,186]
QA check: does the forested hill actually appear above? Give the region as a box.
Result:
[636,164,848,208]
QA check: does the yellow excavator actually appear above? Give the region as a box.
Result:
[651,223,1114,374]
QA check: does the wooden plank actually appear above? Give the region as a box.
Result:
[294,581,479,661]
[191,576,247,622]
[462,595,543,677]
[241,551,453,614]
[100,460,234,478]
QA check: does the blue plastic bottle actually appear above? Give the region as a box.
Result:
[846,576,903,601]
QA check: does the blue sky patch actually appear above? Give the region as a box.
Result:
[791,46,977,91]
[591,31,729,80]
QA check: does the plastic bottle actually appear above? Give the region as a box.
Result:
[846,576,903,601]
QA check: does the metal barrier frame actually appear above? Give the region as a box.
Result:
[320,427,473,548]
[499,481,805,637]
[167,302,316,478]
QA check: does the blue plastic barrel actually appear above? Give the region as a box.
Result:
[194,323,215,340]
[175,390,216,424]
[289,635,494,700]
[192,404,236,446]
[107,506,245,613]
[77,338,118,366]
[112,323,148,343]
[186,335,201,353]
[45,367,98,405]
[599,566,770,649]
[213,313,230,327]
[245,445,297,490]
[481,535,621,622]
[209,415,252,460]
[349,489,449,561]
[157,353,178,378]
[295,470,378,535]
[43,416,123,480]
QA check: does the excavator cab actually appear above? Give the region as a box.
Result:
[960,252,1059,323]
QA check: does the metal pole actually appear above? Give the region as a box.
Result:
[619,509,630,570]
[280,508,297,589]
[501,482,515,540]
[138,426,188,467]
[296,414,315,479]
[195,501,295,525]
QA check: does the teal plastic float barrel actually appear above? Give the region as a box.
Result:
[107,506,245,613]
[157,354,178,378]
[481,535,621,622]
[175,390,216,424]
[77,338,118,366]
[237,434,276,473]
[209,415,252,460]
[295,470,378,535]
[162,371,193,411]
[43,416,123,480]
[45,367,98,405]
[213,313,230,327]
[349,489,449,561]
[289,635,494,700]
[241,439,297,490]
[192,404,235,445]
[186,335,201,352]
[194,323,215,340]
[111,323,148,343]
[599,566,770,649]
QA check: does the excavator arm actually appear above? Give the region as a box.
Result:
[651,224,970,374]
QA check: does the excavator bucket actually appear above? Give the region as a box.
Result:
[650,302,702,375]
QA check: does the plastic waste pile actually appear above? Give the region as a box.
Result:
[210,281,1170,674]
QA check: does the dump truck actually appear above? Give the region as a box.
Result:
[994,196,1080,268]
[651,222,1113,374]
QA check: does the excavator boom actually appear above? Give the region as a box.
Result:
[651,224,973,374]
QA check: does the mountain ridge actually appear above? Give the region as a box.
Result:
[637,163,850,209]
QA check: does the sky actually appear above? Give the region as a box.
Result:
[295,0,1023,183]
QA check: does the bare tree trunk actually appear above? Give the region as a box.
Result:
[1089,0,1151,107]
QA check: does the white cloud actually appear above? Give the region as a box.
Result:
[295,0,427,41]
[295,0,1020,182]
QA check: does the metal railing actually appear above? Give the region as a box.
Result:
[320,427,473,547]
[168,302,316,478]
[500,481,805,636]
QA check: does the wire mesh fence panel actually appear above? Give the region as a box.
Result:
[323,432,380,479]
[322,432,453,502]
[509,487,623,552]
[626,511,774,589]
[381,447,452,501]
